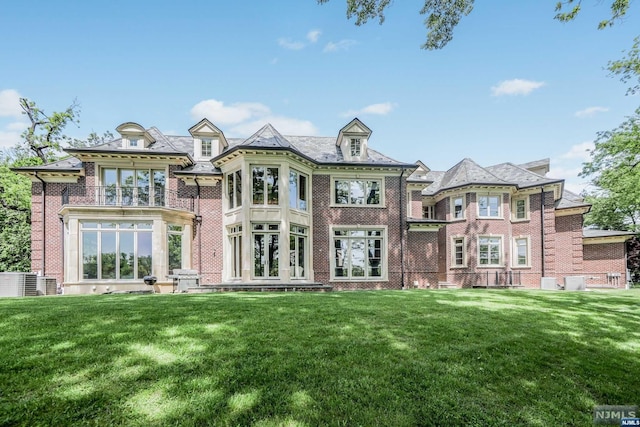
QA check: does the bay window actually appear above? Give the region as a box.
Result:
[252,166,279,206]
[289,170,308,211]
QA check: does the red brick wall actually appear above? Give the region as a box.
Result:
[31,181,65,284]
[410,190,422,219]
[555,214,584,276]
[583,242,628,288]
[406,231,439,288]
[312,174,405,290]
[191,184,223,284]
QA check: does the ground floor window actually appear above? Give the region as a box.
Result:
[452,237,466,267]
[168,225,183,274]
[253,223,279,278]
[81,221,152,280]
[228,225,242,279]
[513,237,530,267]
[290,225,307,279]
[333,228,385,280]
[479,236,502,266]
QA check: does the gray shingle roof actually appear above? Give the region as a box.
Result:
[242,124,292,148]
[555,189,590,209]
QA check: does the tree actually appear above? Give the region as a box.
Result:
[608,36,640,95]
[318,0,633,49]
[581,107,640,232]
[20,98,80,163]
[67,130,114,148]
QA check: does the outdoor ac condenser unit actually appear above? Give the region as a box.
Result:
[37,276,57,295]
[0,272,38,297]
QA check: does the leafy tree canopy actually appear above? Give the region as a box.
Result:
[318,0,633,49]
[608,36,640,95]
[581,107,640,231]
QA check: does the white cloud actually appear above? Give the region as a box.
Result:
[342,102,397,117]
[307,30,321,43]
[548,141,596,194]
[278,38,305,50]
[559,141,594,161]
[0,89,23,118]
[0,129,22,150]
[190,100,270,125]
[491,79,545,96]
[190,98,317,137]
[574,106,609,118]
[323,39,357,53]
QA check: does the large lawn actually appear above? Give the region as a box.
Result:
[0,290,638,426]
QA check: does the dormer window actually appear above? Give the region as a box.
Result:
[128,138,140,148]
[116,122,154,149]
[201,138,213,158]
[350,138,361,156]
[189,119,228,160]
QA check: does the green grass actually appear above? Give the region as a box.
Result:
[0,290,639,426]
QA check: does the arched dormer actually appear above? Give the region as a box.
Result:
[336,118,371,162]
[189,118,228,160]
[115,122,155,149]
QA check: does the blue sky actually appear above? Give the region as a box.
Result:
[1,1,638,192]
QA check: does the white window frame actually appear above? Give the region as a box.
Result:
[350,138,361,156]
[289,169,308,211]
[478,235,503,267]
[330,226,387,281]
[512,236,531,268]
[451,236,466,268]
[478,194,502,218]
[511,197,529,221]
[226,169,243,210]
[451,195,465,220]
[251,165,279,206]
[228,224,242,279]
[332,177,384,207]
[201,138,213,158]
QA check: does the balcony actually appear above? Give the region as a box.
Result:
[61,185,195,212]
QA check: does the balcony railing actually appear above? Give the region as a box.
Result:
[62,185,194,212]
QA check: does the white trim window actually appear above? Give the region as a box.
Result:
[511,197,529,221]
[423,204,435,219]
[201,138,213,158]
[478,236,502,266]
[227,170,243,210]
[513,237,530,267]
[252,166,279,206]
[452,195,465,219]
[334,179,382,206]
[332,228,386,280]
[101,168,166,207]
[81,221,152,280]
[452,237,466,267]
[350,138,361,156]
[478,194,501,218]
[289,170,308,211]
[290,225,308,279]
[228,225,242,279]
[253,223,280,278]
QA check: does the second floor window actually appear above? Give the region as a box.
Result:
[289,170,308,211]
[227,170,243,209]
[452,196,465,219]
[478,195,501,217]
[512,198,528,220]
[423,205,435,219]
[252,166,279,206]
[334,179,381,205]
[101,168,165,207]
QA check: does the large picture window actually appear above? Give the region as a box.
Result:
[102,168,165,207]
[81,222,152,280]
[334,179,381,205]
[333,228,385,280]
[479,236,502,266]
[289,170,308,211]
[252,166,279,206]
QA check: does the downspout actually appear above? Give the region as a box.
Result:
[399,168,406,289]
[540,186,545,278]
[33,172,46,276]
[195,177,202,276]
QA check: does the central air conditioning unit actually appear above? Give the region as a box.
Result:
[0,272,38,297]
